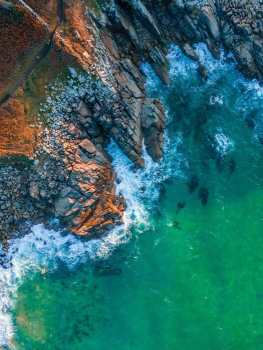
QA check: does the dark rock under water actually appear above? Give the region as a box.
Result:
[228,158,236,177]
[176,201,186,215]
[187,174,199,194]
[198,188,209,206]
[93,266,122,277]
[216,155,226,173]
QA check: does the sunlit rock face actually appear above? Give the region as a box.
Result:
[1,0,263,240]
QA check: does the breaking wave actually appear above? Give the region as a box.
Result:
[214,132,234,156]
[2,42,263,347]
[0,134,184,349]
[0,223,129,347]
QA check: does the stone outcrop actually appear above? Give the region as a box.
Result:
[1,0,263,243]
[141,98,166,162]
[161,0,263,80]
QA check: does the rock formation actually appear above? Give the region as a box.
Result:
[0,0,263,245]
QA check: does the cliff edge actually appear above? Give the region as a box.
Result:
[0,0,263,246]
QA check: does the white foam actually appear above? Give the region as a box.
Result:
[214,132,234,155]
[107,135,185,228]
[0,47,205,347]
[0,220,133,347]
[2,41,263,347]
[0,135,185,347]
[210,95,224,105]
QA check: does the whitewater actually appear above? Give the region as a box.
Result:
[2,43,263,348]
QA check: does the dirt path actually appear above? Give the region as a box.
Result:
[0,0,64,106]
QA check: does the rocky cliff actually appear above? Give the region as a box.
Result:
[0,0,263,247]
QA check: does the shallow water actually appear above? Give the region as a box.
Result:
[3,44,263,349]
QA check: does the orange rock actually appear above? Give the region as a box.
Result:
[70,192,126,238]
[0,98,34,156]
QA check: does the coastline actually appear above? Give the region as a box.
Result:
[3,42,263,347]
[1,0,263,244]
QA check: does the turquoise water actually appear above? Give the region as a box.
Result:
[3,44,263,349]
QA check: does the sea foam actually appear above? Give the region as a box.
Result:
[215,132,234,156]
[0,135,184,348]
[2,42,263,348]
[0,222,130,347]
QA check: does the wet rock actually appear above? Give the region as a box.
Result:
[141,98,166,162]
[181,43,199,61]
[197,65,208,80]
[1,0,263,244]
[199,6,220,41]
[149,47,170,84]
[34,217,44,225]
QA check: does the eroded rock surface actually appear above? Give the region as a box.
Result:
[1,0,263,243]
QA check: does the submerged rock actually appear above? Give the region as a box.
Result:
[198,188,209,207]
[173,221,181,230]
[228,158,236,177]
[93,266,122,277]
[176,201,186,215]
[1,0,263,241]
[216,155,226,173]
[187,174,199,194]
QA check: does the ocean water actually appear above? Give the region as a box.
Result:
[2,44,263,349]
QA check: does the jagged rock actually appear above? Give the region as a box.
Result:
[117,12,140,47]
[197,64,208,80]
[141,98,166,162]
[124,0,163,41]
[104,32,120,60]
[149,47,170,84]
[68,191,126,238]
[29,184,41,202]
[78,140,97,158]
[181,43,199,61]
[76,100,92,117]
[2,0,263,243]
[199,6,220,41]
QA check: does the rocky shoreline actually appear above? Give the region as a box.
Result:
[1,0,263,248]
